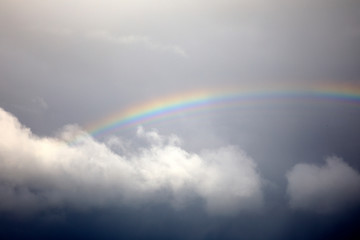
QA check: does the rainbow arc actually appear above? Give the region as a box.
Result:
[74,82,360,142]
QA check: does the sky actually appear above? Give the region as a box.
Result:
[1,0,360,239]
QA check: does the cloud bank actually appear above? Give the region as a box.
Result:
[0,108,263,216]
[286,157,360,214]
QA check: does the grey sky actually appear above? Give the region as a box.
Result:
[1,0,360,239]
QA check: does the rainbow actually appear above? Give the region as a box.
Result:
[78,82,360,141]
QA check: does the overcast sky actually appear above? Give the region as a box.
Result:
[1,0,360,239]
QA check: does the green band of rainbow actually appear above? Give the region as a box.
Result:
[80,82,360,141]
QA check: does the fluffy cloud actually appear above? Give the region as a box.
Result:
[0,108,263,215]
[286,157,360,214]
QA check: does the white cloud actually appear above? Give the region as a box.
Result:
[26,27,188,57]
[87,31,188,57]
[0,108,262,215]
[32,97,48,110]
[9,97,48,115]
[286,157,360,214]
